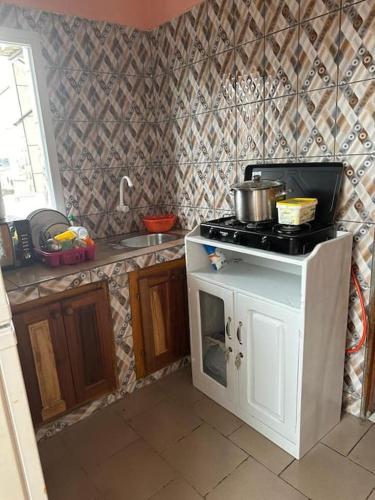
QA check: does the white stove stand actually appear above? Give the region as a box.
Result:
[185,227,352,459]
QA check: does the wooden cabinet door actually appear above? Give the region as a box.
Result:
[13,302,76,425]
[139,272,176,374]
[61,287,117,404]
[235,293,300,441]
[131,258,190,377]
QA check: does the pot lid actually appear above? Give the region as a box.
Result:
[231,176,284,191]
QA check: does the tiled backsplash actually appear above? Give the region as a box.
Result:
[0,0,374,416]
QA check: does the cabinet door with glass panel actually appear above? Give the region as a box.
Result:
[188,277,236,406]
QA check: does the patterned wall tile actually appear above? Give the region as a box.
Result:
[212,49,236,110]
[264,95,297,158]
[86,21,119,73]
[53,14,89,70]
[109,286,131,340]
[61,70,96,121]
[81,213,110,238]
[45,68,66,120]
[155,121,174,165]
[190,112,212,163]
[175,164,195,206]
[156,22,175,74]
[97,122,126,169]
[103,167,129,212]
[124,253,156,273]
[60,170,80,216]
[297,87,337,157]
[336,154,375,223]
[172,118,191,164]
[263,0,299,35]
[92,73,123,122]
[107,211,133,236]
[160,164,178,205]
[264,27,298,98]
[76,169,107,215]
[117,26,146,75]
[301,0,340,22]
[194,164,215,208]
[339,1,375,84]
[121,76,145,122]
[299,12,340,92]
[67,121,99,170]
[212,107,237,162]
[188,0,210,64]
[173,67,193,118]
[190,58,212,114]
[38,272,91,297]
[53,121,71,170]
[7,286,39,306]
[169,12,190,69]
[237,102,264,160]
[207,0,235,55]
[125,122,149,166]
[233,0,264,46]
[129,167,159,208]
[176,206,197,229]
[235,39,264,104]
[336,80,375,155]
[154,74,172,120]
[90,261,127,283]
[214,162,237,211]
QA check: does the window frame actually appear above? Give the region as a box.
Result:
[0,27,65,215]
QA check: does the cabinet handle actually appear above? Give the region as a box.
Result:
[64,307,74,316]
[225,317,232,339]
[51,311,61,320]
[235,352,243,369]
[225,346,232,362]
[237,321,243,345]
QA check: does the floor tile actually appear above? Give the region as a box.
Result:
[61,408,138,468]
[193,397,242,436]
[349,425,375,473]
[129,398,201,452]
[367,489,375,500]
[229,424,294,474]
[163,423,247,496]
[207,457,307,500]
[112,382,167,420]
[321,413,372,456]
[156,366,205,405]
[44,461,100,500]
[89,440,176,500]
[150,478,203,500]
[281,443,375,500]
[38,433,69,472]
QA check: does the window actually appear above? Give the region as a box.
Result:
[0,29,63,219]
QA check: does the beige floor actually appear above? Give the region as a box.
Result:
[38,366,375,500]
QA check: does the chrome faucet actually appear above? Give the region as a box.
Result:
[117,175,133,213]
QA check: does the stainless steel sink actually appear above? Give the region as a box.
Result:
[118,233,180,248]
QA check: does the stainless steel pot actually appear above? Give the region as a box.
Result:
[230,175,286,223]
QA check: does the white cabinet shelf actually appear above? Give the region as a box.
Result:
[191,261,301,310]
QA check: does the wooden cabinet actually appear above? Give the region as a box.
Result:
[130,258,190,378]
[13,282,117,426]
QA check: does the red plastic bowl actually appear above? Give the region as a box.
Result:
[143,214,177,233]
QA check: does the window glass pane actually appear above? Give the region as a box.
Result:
[0,43,53,218]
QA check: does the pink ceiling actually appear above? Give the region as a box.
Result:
[12,0,204,29]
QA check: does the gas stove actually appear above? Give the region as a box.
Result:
[199,161,344,255]
[200,217,336,255]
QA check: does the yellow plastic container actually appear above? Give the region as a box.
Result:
[276,198,318,225]
[54,230,77,241]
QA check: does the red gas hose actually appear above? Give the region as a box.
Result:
[346,267,368,355]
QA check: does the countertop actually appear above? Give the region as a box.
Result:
[4,230,187,290]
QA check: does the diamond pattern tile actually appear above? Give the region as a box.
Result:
[339,1,375,84]
[336,155,375,223]
[191,112,212,163]
[118,26,147,75]
[126,122,149,166]
[207,0,235,55]
[237,102,264,160]
[188,1,210,64]
[76,169,107,215]
[336,80,375,155]
[175,164,195,206]
[212,49,236,110]
[103,167,129,212]
[190,58,212,114]
[301,0,340,21]
[212,108,237,162]
[264,0,299,35]
[61,70,96,121]
[299,12,340,92]
[235,39,264,104]
[130,166,159,208]
[86,21,119,73]
[53,14,89,69]
[264,95,297,158]
[233,0,264,46]
[214,162,237,211]
[92,73,123,122]
[194,164,215,208]
[97,122,126,169]
[297,87,337,157]
[264,27,298,98]
[45,68,66,120]
[67,121,99,170]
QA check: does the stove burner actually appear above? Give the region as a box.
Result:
[246,220,274,230]
[274,223,312,235]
